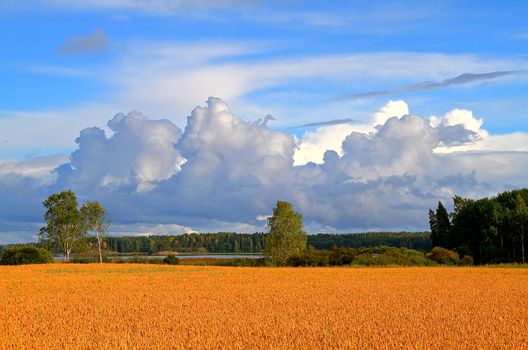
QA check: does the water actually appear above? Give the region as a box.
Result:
[55,254,264,260]
[176,254,264,259]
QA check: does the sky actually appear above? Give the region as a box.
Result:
[1,1,527,243]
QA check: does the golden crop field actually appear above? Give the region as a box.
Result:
[1,265,528,349]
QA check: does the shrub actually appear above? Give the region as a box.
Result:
[286,248,331,267]
[459,255,474,266]
[328,247,356,266]
[0,246,53,265]
[352,253,378,266]
[163,255,180,265]
[427,247,460,265]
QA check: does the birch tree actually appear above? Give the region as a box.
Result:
[81,201,110,263]
[42,191,86,262]
[265,201,307,265]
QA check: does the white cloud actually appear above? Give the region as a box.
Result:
[3,41,525,157]
[58,110,185,193]
[294,100,409,166]
[372,100,409,126]
[0,154,68,184]
[1,98,527,243]
[440,108,484,133]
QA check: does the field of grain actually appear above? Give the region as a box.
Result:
[1,265,528,349]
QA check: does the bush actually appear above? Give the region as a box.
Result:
[351,247,434,267]
[286,247,331,267]
[427,247,460,265]
[459,255,474,266]
[0,246,53,265]
[163,255,180,265]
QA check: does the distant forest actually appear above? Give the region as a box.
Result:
[100,231,431,254]
[0,231,431,255]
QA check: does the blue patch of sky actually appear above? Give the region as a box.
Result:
[1,0,527,130]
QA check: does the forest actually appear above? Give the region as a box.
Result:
[429,188,528,264]
[101,231,431,254]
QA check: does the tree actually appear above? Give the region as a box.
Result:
[265,201,307,265]
[80,201,111,263]
[42,191,86,262]
[514,194,527,263]
[451,195,473,220]
[430,202,450,248]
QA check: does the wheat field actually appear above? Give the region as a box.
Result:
[1,265,528,349]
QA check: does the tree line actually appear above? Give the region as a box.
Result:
[96,231,431,254]
[105,233,267,254]
[429,188,528,264]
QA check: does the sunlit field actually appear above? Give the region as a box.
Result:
[1,265,528,349]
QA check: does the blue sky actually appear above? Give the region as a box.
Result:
[0,1,527,242]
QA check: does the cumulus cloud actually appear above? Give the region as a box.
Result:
[59,27,109,54]
[294,100,409,166]
[1,97,528,243]
[57,110,185,193]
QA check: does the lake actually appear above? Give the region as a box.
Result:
[55,254,264,260]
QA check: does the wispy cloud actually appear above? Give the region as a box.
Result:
[59,27,109,54]
[335,70,521,101]
[294,118,356,129]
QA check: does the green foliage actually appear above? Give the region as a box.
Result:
[351,247,434,267]
[452,195,473,219]
[427,247,460,265]
[0,246,53,265]
[41,191,111,263]
[308,232,431,251]
[429,202,451,248]
[163,255,180,265]
[513,194,527,263]
[80,201,111,263]
[435,188,528,264]
[265,201,307,265]
[87,232,431,255]
[287,247,331,267]
[286,246,434,267]
[42,191,87,262]
[459,255,474,266]
[105,232,267,254]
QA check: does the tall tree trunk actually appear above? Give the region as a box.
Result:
[97,236,103,263]
[64,242,69,262]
